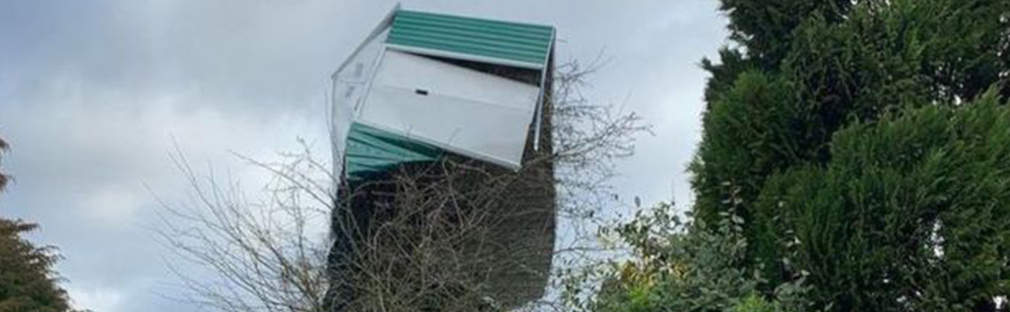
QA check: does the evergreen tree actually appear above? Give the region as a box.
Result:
[0,138,75,312]
[757,93,1010,311]
[0,219,72,312]
[0,138,8,191]
[692,0,1010,310]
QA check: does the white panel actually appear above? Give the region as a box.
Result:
[335,30,388,83]
[335,29,388,113]
[373,50,539,111]
[333,29,388,176]
[362,86,531,168]
[358,50,541,169]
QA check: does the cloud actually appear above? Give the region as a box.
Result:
[66,284,125,312]
[0,1,729,311]
[0,67,329,311]
[79,185,143,227]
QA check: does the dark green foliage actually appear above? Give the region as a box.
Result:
[911,0,1010,101]
[759,94,1010,310]
[700,48,755,104]
[695,0,1010,230]
[0,138,8,191]
[0,138,75,312]
[718,0,855,67]
[0,219,72,312]
[689,71,803,246]
[589,204,810,312]
[690,0,1010,310]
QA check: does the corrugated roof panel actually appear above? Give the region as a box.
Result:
[345,122,443,179]
[387,10,554,68]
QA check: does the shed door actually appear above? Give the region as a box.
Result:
[358,50,539,169]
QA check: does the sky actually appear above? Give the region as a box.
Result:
[0,1,728,311]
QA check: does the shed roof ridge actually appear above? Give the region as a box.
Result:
[395,9,554,31]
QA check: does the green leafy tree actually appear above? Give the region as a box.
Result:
[0,138,76,312]
[589,203,810,312]
[691,0,1010,310]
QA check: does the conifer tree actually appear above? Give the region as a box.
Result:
[692,0,1010,310]
[0,138,75,312]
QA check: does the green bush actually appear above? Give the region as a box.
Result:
[690,0,1010,310]
[590,203,811,312]
[758,93,1010,311]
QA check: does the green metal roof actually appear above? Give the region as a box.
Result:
[386,10,554,68]
[345,122,443,180]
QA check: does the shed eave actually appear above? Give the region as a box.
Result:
[331,4,400,80]
[385,44,545,70]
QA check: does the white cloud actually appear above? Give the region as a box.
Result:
[66,283,126,312]
[79,185,143,227]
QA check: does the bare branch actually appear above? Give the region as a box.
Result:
[153,59,647,312]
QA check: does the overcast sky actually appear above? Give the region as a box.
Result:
[0,1,728,311]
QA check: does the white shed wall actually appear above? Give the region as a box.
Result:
[332,29,389,175]
[358,50,539,169]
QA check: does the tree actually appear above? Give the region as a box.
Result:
[155,61,646,312]
[0,219,72,312]
[0,137,77,312]
[690,0,1010,310]
[0,138,7,191]
[588,203,810,312]
[756,92,1010,311]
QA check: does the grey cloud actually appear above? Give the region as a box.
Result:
[0,1,728,311]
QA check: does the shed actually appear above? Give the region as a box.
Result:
[332,7,554,179]
[328,7,557,310]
